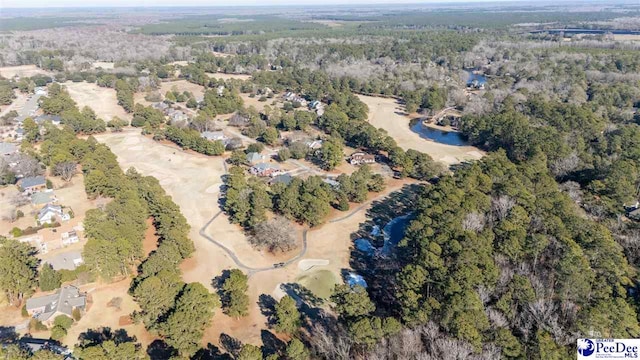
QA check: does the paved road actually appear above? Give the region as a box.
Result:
[199,210,308,276]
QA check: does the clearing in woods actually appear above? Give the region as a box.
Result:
[357,94,484,165]
[0,65,53,79]
[64,81,131,122]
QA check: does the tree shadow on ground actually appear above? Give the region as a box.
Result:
[193,344,233,360]
[219,333,242,358]
[261,329,286,358]
[258,294,277,326]
[0,326,18,343]
[147,339,176,360]
[212,269,232,309]
[77,327,135,347]
[344,184,422,319]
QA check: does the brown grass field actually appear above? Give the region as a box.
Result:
[64,81,131,122]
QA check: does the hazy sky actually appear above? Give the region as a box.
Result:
[1,0,538,9]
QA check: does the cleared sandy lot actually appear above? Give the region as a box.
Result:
[357,95,484,165]
[206,72,252,81]
[64,81,131,122]
[158,80,206,99]
[0,65,53,79]
[92,61,115,69]
[64,279,155,348]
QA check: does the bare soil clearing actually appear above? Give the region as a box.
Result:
[0,65,53,79]
[357,95,484,165]
[64,81,131,122]
[206,73,252,81]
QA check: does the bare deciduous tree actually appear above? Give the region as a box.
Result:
[54,161,77,181]
[250,217,297,253]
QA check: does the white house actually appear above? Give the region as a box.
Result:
[38,204,69,225]
[61,230,80,246]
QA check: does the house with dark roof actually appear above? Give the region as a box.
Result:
[25,286,86,325]
[19,176,46,192]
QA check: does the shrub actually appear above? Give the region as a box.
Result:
[50,325,67,340]
[53,315,73,330]
[16,210,24,219]
[72,308,82,321]
[10,227,22,237]
[46,179,53,189]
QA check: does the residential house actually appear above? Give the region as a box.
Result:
[31,191,56,205]
[34,115,62,126]
[250,163,283,177]
[19,234,47,254]
[304,139,323,150]
[152,102,169,112]
[283,92,307,106]
[34,87,48,96]
[17,338,72,358]
[228,113,250,127]
[269,173,293,186]
[323,178,340,188]
[0,142,17,156]
[61,230,80,246]
[201,131,228,142]
[38,204,69,225]
[217,85,225,96]
[350,152,376,166]
[25,285,86,325]
[15,128,24,141]
[170,110,189,123]
[19,176,47,192]
[47,251,83,271]
[246,152,268,165]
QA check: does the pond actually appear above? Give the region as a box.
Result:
[410,120,469,146]
[466,69,487,86]
[381,213,413,255]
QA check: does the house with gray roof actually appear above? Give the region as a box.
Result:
[269,173,293,186]
[19,176,46,192]
[0,142,17,156]
[35,115,62,125]
[201,131,228,142]
[246,152,267,165]
[47,251,83,271]
[250,163,283,177]
[31,191,55,205]
[25,285,86,325]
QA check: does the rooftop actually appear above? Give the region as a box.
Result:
[25,286,86,322]
[47,251,83,271]
[20,176,46,189]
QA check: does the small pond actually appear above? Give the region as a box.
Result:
[381,213,413,255]
[466,70,487,86]
[410,121,469,146]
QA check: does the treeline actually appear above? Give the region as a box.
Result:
[461,96,640,216]
[356,151,639,357]
[159,126,225,155]
[35,123,216,358]
[224,164,385,228]
[39,83,106,134]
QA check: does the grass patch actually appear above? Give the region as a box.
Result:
[295,269,339,299]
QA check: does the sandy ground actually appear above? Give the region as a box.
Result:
[0,65,53,79]
[95,129,419,347]
[64,81,131,122]
[613,34,640,41]
[0,173,94,236]
[94,130,236,287]
[206,73,252,81]
[63,279,156,348]
[357,95,484,165]
[92,62,115,69]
